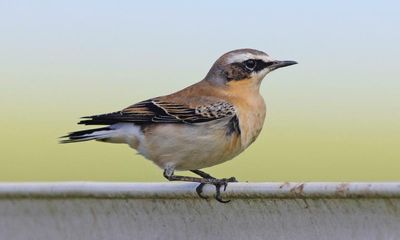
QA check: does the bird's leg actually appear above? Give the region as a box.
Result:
[163,167,236,203]
[190,169,237,203]
[191,169,238,184]
[163,167,209,183]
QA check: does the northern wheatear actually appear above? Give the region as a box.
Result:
[61,49,297,202]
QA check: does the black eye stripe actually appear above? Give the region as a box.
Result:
[254,60,274,71]
[242,59,274,72]
[225,59,275,82]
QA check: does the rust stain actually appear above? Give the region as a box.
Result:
[289,183,305,196]
[335,183,350,197]
[302,199,310,209]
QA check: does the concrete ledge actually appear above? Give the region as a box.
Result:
[1,182,400,240]
[1,182,400,198]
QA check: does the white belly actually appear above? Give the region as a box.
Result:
[134,121,242,171]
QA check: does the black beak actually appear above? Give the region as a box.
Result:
[269,60,298,70]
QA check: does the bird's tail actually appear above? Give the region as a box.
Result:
[60,127,115,144]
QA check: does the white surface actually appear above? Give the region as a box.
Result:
[0,182,400,240]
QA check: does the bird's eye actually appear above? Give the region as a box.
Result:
[244,59,256,70]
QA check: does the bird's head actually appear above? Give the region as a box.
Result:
[205,49,297,89]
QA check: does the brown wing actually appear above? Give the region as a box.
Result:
[78,98,237,125]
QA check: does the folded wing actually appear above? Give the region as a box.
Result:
[78,98,237,126]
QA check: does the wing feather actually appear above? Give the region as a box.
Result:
[78,98,237,125]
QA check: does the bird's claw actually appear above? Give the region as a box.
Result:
[195,183,208,199]
[195,177,237,203]
[215,181,230,203]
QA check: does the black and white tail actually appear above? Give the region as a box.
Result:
[60,127,115,143]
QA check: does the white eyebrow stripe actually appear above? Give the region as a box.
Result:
[226,53,254,64]
[226,53,275,64]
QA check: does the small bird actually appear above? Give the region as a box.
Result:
[61,49,297,202]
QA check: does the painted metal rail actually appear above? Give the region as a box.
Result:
[1,182,399,240]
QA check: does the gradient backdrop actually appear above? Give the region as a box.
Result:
[1,1,399,181]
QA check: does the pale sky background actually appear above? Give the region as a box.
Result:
[0,1,399,181]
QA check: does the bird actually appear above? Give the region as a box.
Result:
[61,48,297,202]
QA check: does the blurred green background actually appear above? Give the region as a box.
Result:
[1,1,399,182]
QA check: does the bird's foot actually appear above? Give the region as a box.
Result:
[164,168,238,203]
[195,177,237,203]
